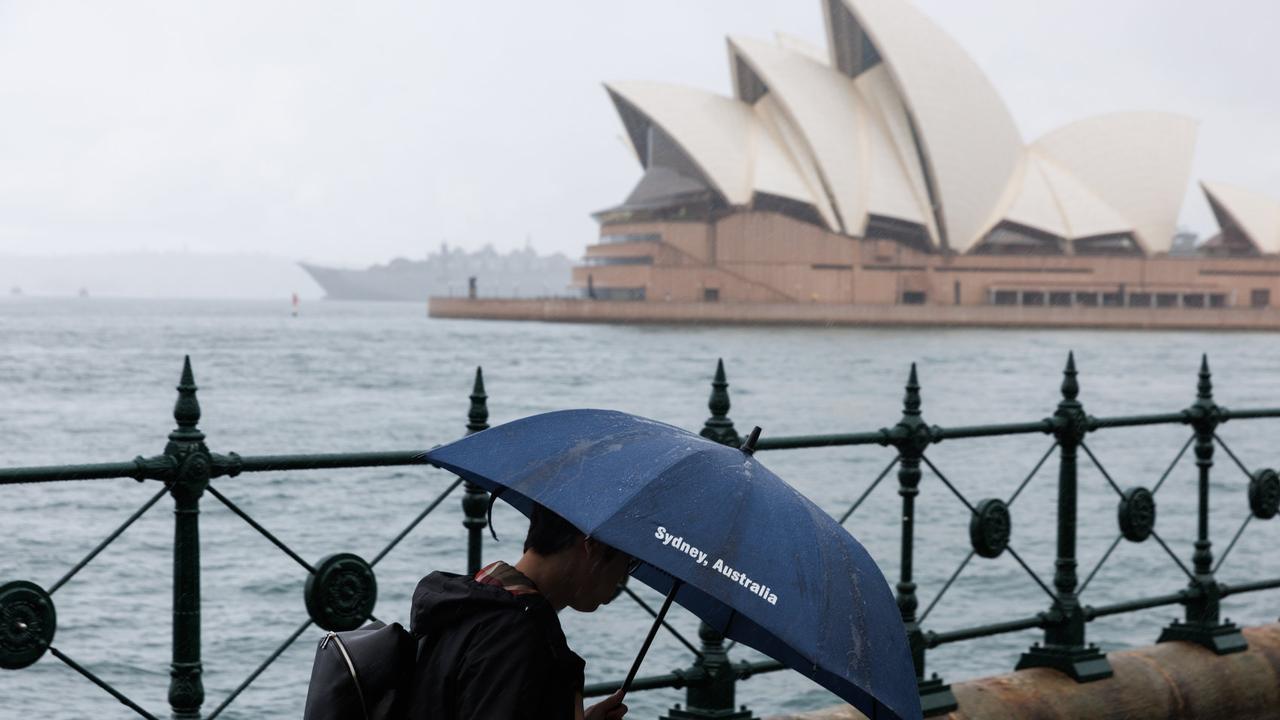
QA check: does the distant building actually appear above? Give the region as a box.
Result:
[302,245,573,302]
[1169,229,1199,257]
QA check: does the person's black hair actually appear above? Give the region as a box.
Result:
[524,504,583,555]
[523,504,621,560]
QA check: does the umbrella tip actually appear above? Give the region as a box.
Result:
[740,426,762,455]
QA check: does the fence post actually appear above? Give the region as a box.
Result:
[164,357,211,718]
[1158,355,1247,653]
[462,367,491,575]
[1017,353,1112,681]
[699,359,740,447]
[664,359,752,720]
[888,364,957,715]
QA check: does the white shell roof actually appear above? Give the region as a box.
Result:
[1035,155,1134,240]
[1001,155,1070,240]
[604,0,1203,256]
[841,0,1023,252]
[752,95,841,228]
[605,82,755,205]
[998,152,1135,243]
[854,64,938,242]
[1033,112,1198,253]
[1202,181,1280,254]
[774,31,828,65]
[729,36,871,233]
[730,37,941,239]
[607,80,834,226]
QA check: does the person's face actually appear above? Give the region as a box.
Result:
[569,537,635,612]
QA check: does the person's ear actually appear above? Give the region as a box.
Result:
[583,536,607,566]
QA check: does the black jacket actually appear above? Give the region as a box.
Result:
[404,571,586,720]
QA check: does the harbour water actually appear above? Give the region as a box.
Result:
[2,298,1278,718]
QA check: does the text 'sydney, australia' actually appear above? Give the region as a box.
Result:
[653,526,779,605]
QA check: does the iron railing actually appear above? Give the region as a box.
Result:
[2,353,1279,719]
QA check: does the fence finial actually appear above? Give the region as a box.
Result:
[467,367,490,435]
[903,363,921,418]
[169,355,204,444]
[701,358,740,446]
[1061,351,1079,402]
[1197,354,1213,403]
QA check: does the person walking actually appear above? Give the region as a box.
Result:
[422,409,923,720]
[404,503,632,719]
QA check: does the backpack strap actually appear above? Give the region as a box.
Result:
[325,632,371,720]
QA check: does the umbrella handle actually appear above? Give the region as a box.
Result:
[485,487,505,541]
[618,579,682,701]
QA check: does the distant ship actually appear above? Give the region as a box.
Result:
[300,243,574,302]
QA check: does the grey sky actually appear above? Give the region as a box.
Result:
[0,1,1276,266]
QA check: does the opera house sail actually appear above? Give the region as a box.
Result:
[428,0,1280,328]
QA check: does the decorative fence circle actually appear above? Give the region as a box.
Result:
[0,581,56,670]
[304,554,377,632]
[1118,487,1157,542]
[1249,469,1280,520]
[969,498,1011,559]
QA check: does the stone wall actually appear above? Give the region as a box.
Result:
[764,623,1280,720]
[429,297,1280,331]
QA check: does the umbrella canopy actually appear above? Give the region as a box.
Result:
[422,409,921,720]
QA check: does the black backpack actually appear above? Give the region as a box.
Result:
[302,621,425,720]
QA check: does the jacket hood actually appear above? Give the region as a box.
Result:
[410,570,545,637]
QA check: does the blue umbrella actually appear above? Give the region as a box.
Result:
[422,409,921,720]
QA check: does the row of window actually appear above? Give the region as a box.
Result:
[896,288,1276,308]
[583,287,723,302]
[585,287,647,301]
[985,289,1268,309]
[599,233,661,245]
[582,255,654,267]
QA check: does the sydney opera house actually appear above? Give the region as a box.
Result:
[568,0,1280,317]
[430,0,1280,327]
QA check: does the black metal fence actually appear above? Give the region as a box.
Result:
[2,354,1278,718]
